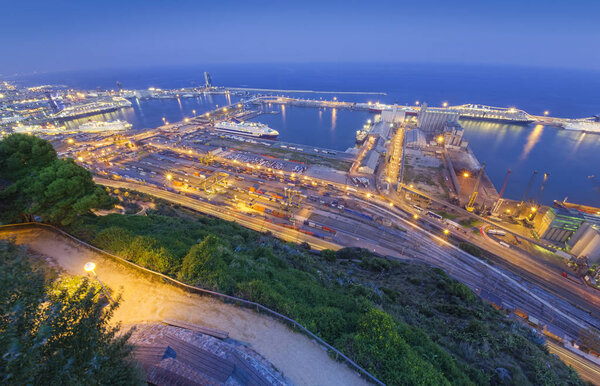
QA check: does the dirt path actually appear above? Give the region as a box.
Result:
[1,228,368,386]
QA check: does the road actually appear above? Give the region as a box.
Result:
[0,226,367,386]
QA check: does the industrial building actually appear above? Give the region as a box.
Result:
[417,103,459,133]
[537,201,600,245]
[381,105,406,124]
[442,121,468,149]
[536,206,587,244]
[358,149,381,174]
[405,128,426,148]
[567,223,600,263]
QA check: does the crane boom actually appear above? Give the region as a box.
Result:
[466,163,485,212]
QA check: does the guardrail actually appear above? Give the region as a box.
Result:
[0,222,385,386]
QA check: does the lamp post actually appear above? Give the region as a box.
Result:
[84,262,114,303]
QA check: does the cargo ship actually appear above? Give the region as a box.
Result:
[214,120,279,138]
[78,120,132,133]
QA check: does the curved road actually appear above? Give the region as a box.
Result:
[0,227,367,386]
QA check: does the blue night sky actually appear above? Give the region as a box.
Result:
[2,0,599,74]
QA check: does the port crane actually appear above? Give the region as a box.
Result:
[518,170,538,218]
[491,169,511,215]
[466,162,485,212]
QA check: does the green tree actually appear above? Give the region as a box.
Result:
[351,308,451,386]
[178,235,231,290]
[0,133,57,181]
[21,159,116,224]
[0,241,142,385]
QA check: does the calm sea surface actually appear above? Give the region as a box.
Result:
[9,63,600,206]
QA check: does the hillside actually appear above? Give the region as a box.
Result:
[67,198,582,385]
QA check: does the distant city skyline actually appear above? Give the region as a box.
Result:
[2,0,600,74]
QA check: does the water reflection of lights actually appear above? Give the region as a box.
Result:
[520,124,544,160]
[281,104,286,121]
[331,108,337,130]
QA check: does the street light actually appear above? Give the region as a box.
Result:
[192,109,196,116]
[443,229,450,235]
[544,110,549,116]
[67,138,74,144]
[166,173,173,181]
[437,135,444,143]
[442,102,448,108]
[84,262,114,302]
[413,214,419,220]
[463,172,470,178]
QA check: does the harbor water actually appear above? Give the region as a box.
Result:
[9,63,600,206]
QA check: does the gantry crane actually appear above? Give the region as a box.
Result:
[466,162,485,212]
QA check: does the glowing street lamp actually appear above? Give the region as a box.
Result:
[437,135,444,143]
[443,229,450,235]
[442,102,448,108]
[67,138,74,144]
[463,172,470,178]
[166,173,173,181]
[192,109,196,116]
[77,156,83,162]
[413,214,419,220]
[543,110,549,116]
[84,262,114,302]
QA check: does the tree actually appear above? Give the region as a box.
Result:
[0,133,57,181]
[0,134,117,224]
[22,159,116,224]
[0,241,142,385]
[178,235,231,290]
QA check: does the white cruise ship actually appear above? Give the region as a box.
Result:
[214,120,279,138]
[78,120,132,133]
[563,119,600,134]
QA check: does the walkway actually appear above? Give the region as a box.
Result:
[1,227,367,386]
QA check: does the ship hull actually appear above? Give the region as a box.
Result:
[458,116,534,125]
[54,106,122,121]
[213,127,278,139]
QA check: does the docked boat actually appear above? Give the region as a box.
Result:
[78,120,132,133]
[52,97,132,120]
[562,119,600,134]
[214,120,279,138]
[356,129,368,144]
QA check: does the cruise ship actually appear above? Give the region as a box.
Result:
[447,104,534,123]
[78,120,132,133]
[214,120,279,138]
[52,97,132,120]
[562,119,600,134]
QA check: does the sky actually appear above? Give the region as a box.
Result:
[2,0,599,74]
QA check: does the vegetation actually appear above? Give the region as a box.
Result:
[0,241,142,385]
[1,136,582,384]
[67,205,582,385]
[0,134,116,225]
